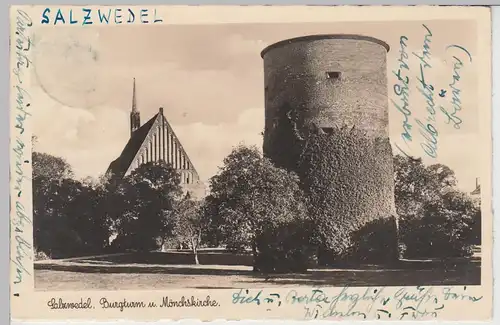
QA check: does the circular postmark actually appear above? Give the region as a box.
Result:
[32,27,110,109]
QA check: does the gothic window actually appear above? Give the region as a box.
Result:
[154,134,158,161]
[150,141,153,162]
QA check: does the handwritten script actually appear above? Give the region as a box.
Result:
[11,9,33,285]
[391,24,472,159]
[231,286,483,320]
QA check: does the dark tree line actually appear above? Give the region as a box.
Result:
[33,153,204,262]
[33,147,481,272]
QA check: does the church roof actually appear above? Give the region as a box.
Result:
[107,113,159,179]
[471,185,481,196]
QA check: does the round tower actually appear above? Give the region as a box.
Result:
[261,35,398,263]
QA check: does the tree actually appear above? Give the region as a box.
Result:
[32,152,73,181]
[394,155,457,220]
[32,152,75,257]
[67,179,113,253]
[33,174,73,257]
[172,194,205,264]
[110,161,183,252]
[32,151,112,258]
[201,194,226,248]
[32,152,74,226]
[207,145,310,272]
[394,155,480,258]
[470,199,481,245]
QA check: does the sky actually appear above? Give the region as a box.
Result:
[31,20,483,192]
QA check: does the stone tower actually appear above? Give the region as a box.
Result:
[261,35,398,262]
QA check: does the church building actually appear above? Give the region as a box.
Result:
[106,79,206,199]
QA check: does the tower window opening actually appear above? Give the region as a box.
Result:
[321,127,334,134]
[326,72,341,80]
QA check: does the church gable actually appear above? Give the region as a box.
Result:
[122,108,201,185]
[107,80,203,191]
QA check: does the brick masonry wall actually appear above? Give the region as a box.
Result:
[263,38,389,144]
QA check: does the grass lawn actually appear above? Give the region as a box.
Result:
[35,252,481,291]
[34,251,481,291]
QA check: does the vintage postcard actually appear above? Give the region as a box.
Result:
[10,5,492,321]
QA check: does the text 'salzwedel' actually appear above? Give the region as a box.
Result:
[40,8,163,25]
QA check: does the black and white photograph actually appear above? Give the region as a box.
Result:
[29,18,484,292]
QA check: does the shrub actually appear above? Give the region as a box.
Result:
[34,250,50,261]
[399,191,479,259]
[254,221,316,273]
[401,218,474,259]
[110,234,160,252]
[349,216,400,263]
